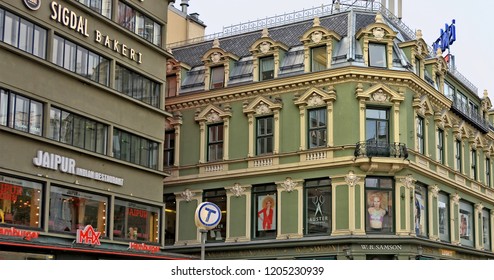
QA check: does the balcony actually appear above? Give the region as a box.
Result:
[450,100,490,133]
[354,141,408,159]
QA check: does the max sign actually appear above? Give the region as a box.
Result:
[76,225,101,246]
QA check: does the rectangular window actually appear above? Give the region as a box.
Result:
[455,139,462,172]
[1,9,46,58]
[52,35,109,86]
[113,128,159,169]
[115,64,160,108]
[253,184,277,239]
[486,158,491,187]
[77,0,112,18]
[414,57,420,76]
[165,75,177,98]
[417,116,424,155]
[366,108,389,157]
[203,189,227,242]
[414,183,428,237]
[207,124,224,162]
[210,66,225,89]
[365,177,393,234]
[256,116,274,155]
[483,208,491,251]
[259,56,274,81]
[369,43,387,68]
[305,178,332,235]
[164,194,176,245]
[49,186,107,235]
[113,199,160,243]
[444,82,455,100]
[308,108,327,149]
[438,129,444,164]
[471,149,477,180]
[0,89,43,136]
[0,175,42,228]
[311,46,327,72]
[49,107,107,154]
[164,130,175,167]
[459,200,474,247]
[438,192,450,242]
[117,2,161,46]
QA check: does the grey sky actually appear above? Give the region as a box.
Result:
[175,0,493,100]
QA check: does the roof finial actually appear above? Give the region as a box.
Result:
[484,89,489,98]
[261,28,269,38]
[313,17,320,27]
[436,48,443,57]
[416,29,423,40]
[212,38,220,48]
[375,12,384,24]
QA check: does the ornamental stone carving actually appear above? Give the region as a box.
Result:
[372,27,385,40]
[230,183,245,197]
[345,170,360,187]
[260,42,271,54]
[255,102,272,115]
[400,175,416,189]
[311,31,323,43]
[282,177,297,192]
[211,52,221,63]
[428,184,440,198]
[372,89,388,102]
[180,189,194,202]
[206,110,221,123]
[307,93,325,107]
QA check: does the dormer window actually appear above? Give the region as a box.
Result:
[311,46,327,72]
[210,65,225,89]
[414,57,420,76]
[260,56,274,81]
[369,43,386,68]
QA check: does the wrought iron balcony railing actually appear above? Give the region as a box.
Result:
[450,99,490,133]
[354,141,408,159]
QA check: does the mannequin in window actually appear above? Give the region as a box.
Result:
[258,196,275,230]
[368,193,387,229]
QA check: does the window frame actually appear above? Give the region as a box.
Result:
[210,65,225,89]
[471,149,477,180]
[203,189,227,242]
[414,183,428,237]
[252,184,277,239]
[164,130,175,167]
[308,107,327,149]
[417,116,424,155]
[486,158,491,187]
[1,89,43,136]
[259,56,274,81]
[310,45,327,72]
[304,178,332,236]
[438,192,450,242]
[455,139,462,172]
[256,116,274,156]
[207,123,224,162]
[113,199,160,243]
[365,177,394,234]
[368,43,387,68]
[437,128,445,164]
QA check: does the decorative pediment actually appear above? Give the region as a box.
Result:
[356,83,404,103]
[195,104,232,123]
[482,90,492,112]
[470,132,484,150]
[166,59,181,74]
[243,96,282,116]
[294,86,336,107]
[484,142,494,157]
[249,28,289,56]
[453,121,469,140]
[413,94,434,117]
[300,18,341,45]
[202,47,239,66]
[355,13,397,41]
[434,110,453,129]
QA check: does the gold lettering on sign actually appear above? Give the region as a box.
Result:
[95,30,143,64]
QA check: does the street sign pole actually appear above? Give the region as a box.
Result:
[200,229,207,260]
[195,202,222,261]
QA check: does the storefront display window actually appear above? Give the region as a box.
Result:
[305,178,331,235]
[113,199,160,243]
[459,200,474,247]
[438,192,450,242]
[164,194,176,246]
[0,175,42,228]
[482,209,491,251]
[203,189,226,242]
[414,183,427,237]
[365,177,393,233]
[49,186,108,235]
[253,184,277,239]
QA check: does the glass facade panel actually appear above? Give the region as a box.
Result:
[113,199,160,243]
[365,177,393,234]
[305,178,331,235]
[115,64,160,107]
[0,175,42,228]
[0,90,43,136]
[438,192,450,242]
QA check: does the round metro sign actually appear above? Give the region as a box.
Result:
[195,202,222,230]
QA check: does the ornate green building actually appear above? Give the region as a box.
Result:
[163,1,494,260]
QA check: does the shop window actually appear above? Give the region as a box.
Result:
[365,177,393,234]
[203,189,227,242]
[164,194,176,246]
[76,0,112,18]
[256,116,274,155]
[471,149,477,180]
[311,46,326,72]
[49,186,107,235]
[253,184,277,239]
[208,124,224,162]
[165,75,177,98]
[416,116,424,155]
[368,43,387,68]
[455,139,462,172]
[437,129,445,164]
[0,175,42,228]
[0,9,47,59]
[438,192,450,242]
[164,130,175,167]
[259,56,274,81]
[308,108,327,149]
[459,200,474,247]
[304,178,331,235]
[414,183,428,237]
[113,199,160,243]
[0,89,42,136]
[482,208,491,251]
[210,66,225,89]
[49,107,107,155]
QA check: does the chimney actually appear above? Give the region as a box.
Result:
[381,0,386,10]
[388,0,395,15]
[181,0,189,14]
[397,0,402,20]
